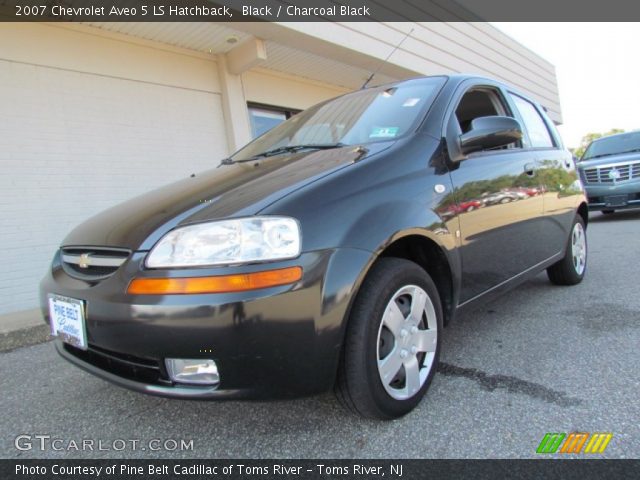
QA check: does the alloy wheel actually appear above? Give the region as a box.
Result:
[376,285,438,400]
[571,222,587,275]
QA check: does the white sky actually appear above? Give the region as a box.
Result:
[492,23,640,149]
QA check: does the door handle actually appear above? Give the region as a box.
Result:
[524,162,537,176]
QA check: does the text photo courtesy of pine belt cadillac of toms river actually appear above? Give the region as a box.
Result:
[41,75,588,420]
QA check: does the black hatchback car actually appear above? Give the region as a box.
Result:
[41,75,588,419]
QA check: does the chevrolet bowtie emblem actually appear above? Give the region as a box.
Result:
[78,253,92,269]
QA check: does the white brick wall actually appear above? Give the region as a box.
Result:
[0,60,229,314]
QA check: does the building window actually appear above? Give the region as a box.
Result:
[248,103,299,138]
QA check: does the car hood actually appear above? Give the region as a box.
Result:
[578,151,640,169]
[62,143,392,251]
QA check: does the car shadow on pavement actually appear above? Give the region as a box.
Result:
[589,209,640,223]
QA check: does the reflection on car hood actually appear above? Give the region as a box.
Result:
[61,142,393,251]
[578,150,640,168]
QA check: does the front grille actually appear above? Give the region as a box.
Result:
[61,247,130,281]
[64,343,170,386]
[583,161,640,184]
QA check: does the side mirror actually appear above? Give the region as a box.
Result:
[459,116,522,154]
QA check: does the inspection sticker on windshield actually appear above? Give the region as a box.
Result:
[403,98,421,107]
[48,294,87,350]
[370,127,399,138]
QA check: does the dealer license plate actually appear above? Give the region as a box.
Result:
[48,294,87,350]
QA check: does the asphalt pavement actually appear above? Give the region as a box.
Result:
[2,210,639,459]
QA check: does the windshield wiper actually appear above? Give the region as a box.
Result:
[243,143,347,161]
[254,143,347,158]
[584,148,640,161]
[583,152,617,160]
[221,143,347,165]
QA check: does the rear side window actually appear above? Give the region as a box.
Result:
[509,93,554,148]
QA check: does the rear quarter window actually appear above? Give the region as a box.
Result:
[509,93,555,149]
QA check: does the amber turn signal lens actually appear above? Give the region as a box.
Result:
[127,266,302,295]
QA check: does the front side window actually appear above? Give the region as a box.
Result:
[509,93,554,148]
[232,77,446,161]
[455,88,508,133]
[453,87,520,152]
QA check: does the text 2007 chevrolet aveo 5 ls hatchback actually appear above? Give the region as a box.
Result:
[41,75,588,419]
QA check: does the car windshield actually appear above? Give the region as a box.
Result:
[231,77,446,161]
[582,131,640,160]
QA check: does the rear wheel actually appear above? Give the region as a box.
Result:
[335,258,442,419]
[547,215,587,285]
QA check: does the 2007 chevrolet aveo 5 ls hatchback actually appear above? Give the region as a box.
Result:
[41,75,588,419]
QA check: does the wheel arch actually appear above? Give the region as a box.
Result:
[577,201,589,227]
[333,232,456,415]
[376,233,457,326]
[344,231,458,330]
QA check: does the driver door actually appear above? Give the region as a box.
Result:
[445,83,545,303]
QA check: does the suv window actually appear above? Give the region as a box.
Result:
[582,131,640,160]
[509,93,554,148]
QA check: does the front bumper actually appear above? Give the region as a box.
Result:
[55,339,230,398]
[582,181,640,211]
[40,248,372,399]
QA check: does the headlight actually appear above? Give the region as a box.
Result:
[146,217,301,268]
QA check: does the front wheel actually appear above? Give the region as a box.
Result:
[335,258,443,419]
[547,215,587,285]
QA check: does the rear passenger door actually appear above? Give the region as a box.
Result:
[444,82,546,303]
[506,92,577,259]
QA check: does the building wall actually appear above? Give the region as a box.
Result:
[0,24,230,315]
[0,24,361,316]
[273,22,562,122]
[242,68,348,111]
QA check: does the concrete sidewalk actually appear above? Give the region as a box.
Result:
[0,308,51,352]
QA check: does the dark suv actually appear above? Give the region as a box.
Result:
[40,75,588,419]
[577,131,640,213]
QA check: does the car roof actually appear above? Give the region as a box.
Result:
[384,74,499,85]
[591,130,640,143]
[386,74,526,98]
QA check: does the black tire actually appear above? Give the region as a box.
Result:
[335,258,443,420]
[601,209,615,214]
[547,215,587,285]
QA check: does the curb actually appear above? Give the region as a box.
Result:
[0,308,51,353]
[0,324,52,353]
